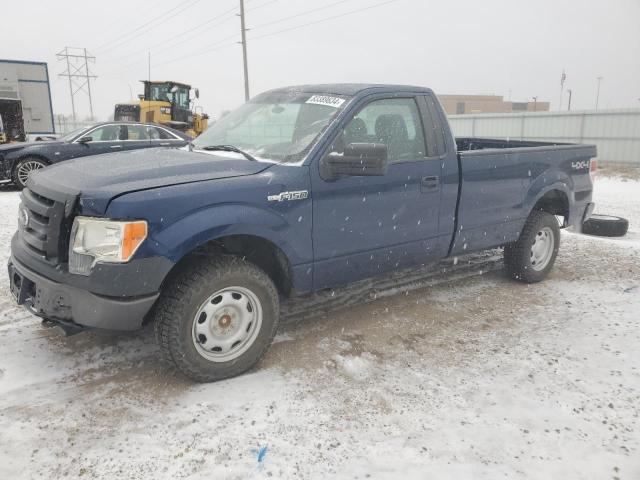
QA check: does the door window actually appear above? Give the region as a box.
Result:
[331,98,426,164]
[85,124,122,141]
[149,127,178,140]
[175,87,190,109]
[125,125,151,141]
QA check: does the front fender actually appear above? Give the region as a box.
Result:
[152,203,308,267]
[2,149,51,179]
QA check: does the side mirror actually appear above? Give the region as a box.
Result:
[321,143,388,179]
[77,136,92,144]
[194,88,200,99]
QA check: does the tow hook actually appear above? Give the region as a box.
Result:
[40,318,86,336]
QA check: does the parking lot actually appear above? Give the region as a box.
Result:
[0,172,638,479]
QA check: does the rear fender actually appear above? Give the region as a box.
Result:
[525,168,573,218]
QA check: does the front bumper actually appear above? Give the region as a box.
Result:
[8,255,159,331]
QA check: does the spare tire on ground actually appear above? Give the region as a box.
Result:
[582,214,629,237]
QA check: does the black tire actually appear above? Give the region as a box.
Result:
[12,157,48,189]
[504,210,560,283]
[153,255,280,382]
[582,214,628,237]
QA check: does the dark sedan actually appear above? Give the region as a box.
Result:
[0,122,191,188]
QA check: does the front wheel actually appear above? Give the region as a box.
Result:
[153,256,280,382]
[12,157,48,188]
[504,210,560,283]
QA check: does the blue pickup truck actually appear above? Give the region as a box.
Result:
[8,84,596,381]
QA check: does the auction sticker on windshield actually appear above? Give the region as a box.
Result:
[306,95,345,108]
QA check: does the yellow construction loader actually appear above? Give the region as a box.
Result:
[114,81,208,138]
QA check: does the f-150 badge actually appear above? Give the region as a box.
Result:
[267,190,309,202]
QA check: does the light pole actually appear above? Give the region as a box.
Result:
[595,77,603,110]
[567,89,572,111]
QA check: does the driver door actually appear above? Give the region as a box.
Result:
[71,124,124,158]
[311,96,443,289]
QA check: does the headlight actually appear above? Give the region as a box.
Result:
[160,106,171,115]
[69,217,147,275]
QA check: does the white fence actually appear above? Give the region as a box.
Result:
[448,108,640,165]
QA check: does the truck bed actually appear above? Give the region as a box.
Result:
[450,137,597,256]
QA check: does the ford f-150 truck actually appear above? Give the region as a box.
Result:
[8,84,597,382]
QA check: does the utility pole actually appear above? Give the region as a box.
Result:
[567,89,572,111]
[532,96,538,111]
[57,47,97,124]
[595,76,603,110]
[239,0,250,101]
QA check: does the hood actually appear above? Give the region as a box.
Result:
[28,148,273,214]
[0,140,64,154]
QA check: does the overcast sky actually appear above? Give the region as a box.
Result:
[5,0,640,121]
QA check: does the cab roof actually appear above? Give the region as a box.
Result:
[140,80,192,89]
[264,83,434,97]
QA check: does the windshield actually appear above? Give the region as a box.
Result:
[193,91,350,163]
[149,83,172,103]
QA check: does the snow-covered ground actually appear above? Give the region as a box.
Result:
[0,174,638,479]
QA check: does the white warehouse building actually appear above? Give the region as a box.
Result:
[0,59,55,141]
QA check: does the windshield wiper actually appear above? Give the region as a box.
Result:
[198,144,257,162]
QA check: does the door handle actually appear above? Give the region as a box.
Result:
[421,175,439,191]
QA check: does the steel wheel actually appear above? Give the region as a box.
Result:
[530,226,554,271]
[191,286,263,362]
[17,160,45,186]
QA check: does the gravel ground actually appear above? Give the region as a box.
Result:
[0,174,638,479]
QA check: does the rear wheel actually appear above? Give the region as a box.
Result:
[504,211,560,283]
[12,157,47,188]
[153,256,280,382]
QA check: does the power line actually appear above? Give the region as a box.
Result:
[104,0,277,68]
[148,0,401,68]
[249,0,402,41]
[105,4,239,62]
[95,0,203,54]
[250,0,353,31]
[95,0,196,51]
[152,35,240,68]
[105,0,401,79]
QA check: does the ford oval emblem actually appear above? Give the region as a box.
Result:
[19,207,29,227]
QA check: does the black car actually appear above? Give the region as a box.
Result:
[0,122,191,188]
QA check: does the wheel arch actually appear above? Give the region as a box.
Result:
[9,154,51,187]
[161,231,295,297]
[530,187,570,226]
[13,152,51,167]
